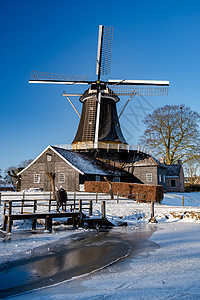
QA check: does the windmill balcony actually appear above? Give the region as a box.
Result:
[54,142,152,154]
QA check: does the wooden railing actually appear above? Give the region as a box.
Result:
[54,142,152,154]
[1,191,155,233]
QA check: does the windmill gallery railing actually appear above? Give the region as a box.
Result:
[55,143,152,154]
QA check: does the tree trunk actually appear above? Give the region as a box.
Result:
[46,172,56,199]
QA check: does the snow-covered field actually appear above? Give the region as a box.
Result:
[1,191,200,299]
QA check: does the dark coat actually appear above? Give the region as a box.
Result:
[59,188,68,203]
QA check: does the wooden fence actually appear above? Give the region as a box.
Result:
[1,191,151,233]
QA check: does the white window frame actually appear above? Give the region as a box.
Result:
[34,174,40,184]
[146,173,152,182]
[159,174,162,182]
[58,173,65,184]
[47,155,52,161]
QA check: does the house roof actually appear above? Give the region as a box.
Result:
[18,145,119,176]
[166,164,182,177]
[52,146,118,176]
[133,156,166,168]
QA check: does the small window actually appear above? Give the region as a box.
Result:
[34,174,40,184]
[170,179,176,188]
[163,175,166,183]
[96,175,100,182]
[58,173,65,183]
[146,173,152,182]
[159,175,162,182]
[47,155,52,161]
[113,177,120,182]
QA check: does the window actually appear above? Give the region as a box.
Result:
[163,175,166,183]
[47,155,52,161]
[58,173,65,183]
[170,179,176,188]
[96,175,100,182]
[34,174,40,184]
[159,174,162,182]
[146,173,152,182]
[113,177,120,182]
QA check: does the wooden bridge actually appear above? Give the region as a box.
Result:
[1,191,149,233]
[1,192,115,233]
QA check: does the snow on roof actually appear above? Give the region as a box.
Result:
[52,146,115,176]
[134,156,166,167]
[17,145,121,176]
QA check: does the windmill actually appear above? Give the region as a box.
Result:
[29,25,169,152]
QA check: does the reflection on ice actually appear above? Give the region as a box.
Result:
[0,224,158,298]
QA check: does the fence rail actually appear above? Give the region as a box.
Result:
[1,191,154,233]
[0,191,147,207]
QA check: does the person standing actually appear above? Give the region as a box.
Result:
[59,186,67,212]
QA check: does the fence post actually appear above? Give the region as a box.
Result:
[21,192,25,214]
[117,192,119,204]
[89,200,93,216]
[32,218,37,230]
[74,192,76,210]
[7,200,12,233]
[79,199,82,212]
[96,192,98,203]
[49,192,51,212]
[182,196,184,206]
[3,201,8,231]
[45,216,52,231]
[0,192,1,205]
[34,200,37,213]
[101,201,106,219]
[149,200,157,223]
[136,193,139,203]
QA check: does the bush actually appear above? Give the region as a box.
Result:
[84,181,163,203]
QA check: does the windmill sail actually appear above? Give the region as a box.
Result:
[96,25,113,79]
[29,71,89,84]
[108,79,169,96]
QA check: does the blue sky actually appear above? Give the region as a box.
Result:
[1,0,200,175]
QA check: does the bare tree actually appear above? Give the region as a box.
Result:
[4,159,33,189]
[140,104,200,165]
[7,170,21,191]
[18,159,33,169]
[104,176,114,199]
[46,172,56,199]
[4,166,18,184]
[0,169,3,183]
[184,159,200,184]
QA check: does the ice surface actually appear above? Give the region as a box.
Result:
[0,191,200,299]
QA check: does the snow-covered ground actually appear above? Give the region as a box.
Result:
[1,192,200,299]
